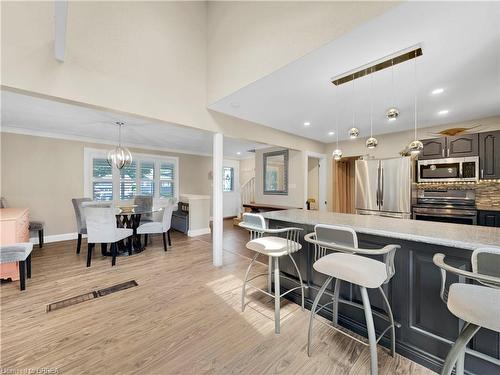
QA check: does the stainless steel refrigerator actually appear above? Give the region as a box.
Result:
[355,157,413,219]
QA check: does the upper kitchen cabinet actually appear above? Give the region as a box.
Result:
[479,130,500,179]
[419,134,479,160]
[446,134,478,158]
[420,138,446,160]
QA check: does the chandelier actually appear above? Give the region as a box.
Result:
[107,121,132,169]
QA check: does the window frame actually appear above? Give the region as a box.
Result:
[223,166,234,192]
[84,148,179,204]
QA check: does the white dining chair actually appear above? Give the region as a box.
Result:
[136,200,177,251]
[84,206,133,267]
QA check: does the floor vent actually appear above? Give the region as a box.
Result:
[46,280,138,312]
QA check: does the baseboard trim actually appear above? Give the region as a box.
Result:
[187,228,211,237]
[30,232,84,245]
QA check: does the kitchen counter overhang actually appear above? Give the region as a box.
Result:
[262,209,499,250]
[260,209,500,374]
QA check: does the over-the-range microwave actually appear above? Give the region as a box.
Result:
[417,156,479,183]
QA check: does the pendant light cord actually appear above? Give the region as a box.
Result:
[118,123,122,147]
[352,74,355,128]
[370,68,373,137]
[414,50,418,140]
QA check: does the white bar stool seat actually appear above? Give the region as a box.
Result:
[304,224,400,375]
[313,252,388,289]
[246,236,302,257]
[239,213,305,334]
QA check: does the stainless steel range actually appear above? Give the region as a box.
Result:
[412,189,477,225]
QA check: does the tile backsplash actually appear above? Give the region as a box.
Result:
[416,180,500,210]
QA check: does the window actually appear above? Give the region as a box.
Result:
[85,148,178,202]
[92,158,113,201]
[223,167,234,192]
[160,162,175,198]
[120,161,137,200]
[140,161,155,196]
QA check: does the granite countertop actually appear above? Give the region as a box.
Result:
[262,209,500,250]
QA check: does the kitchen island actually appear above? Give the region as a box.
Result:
[262,209,500,375]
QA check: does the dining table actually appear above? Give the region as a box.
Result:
[101,207,164,256]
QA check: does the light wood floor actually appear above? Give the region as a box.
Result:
[1,220,435,374]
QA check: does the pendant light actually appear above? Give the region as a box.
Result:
[408,51,423,154]
[366,68,378,149]
[348,74,360,139]
[107,121,132,169]
[386,59,400,122]
[332,101,342,160]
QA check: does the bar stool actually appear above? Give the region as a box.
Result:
[239,213,305,334]
[304,224,400,375]
[433,247,500,375]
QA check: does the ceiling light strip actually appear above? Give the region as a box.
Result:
[331,45,423,86]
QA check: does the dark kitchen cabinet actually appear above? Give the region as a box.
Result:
[447,134,478,158]
[420,134,479,160]
[479,130,500,179]
[420,138,446,160]
[477,210,500,227]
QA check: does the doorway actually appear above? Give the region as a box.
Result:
[304,152,327,211]
[333,156,358,213]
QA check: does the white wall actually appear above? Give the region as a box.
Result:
[207,1,397,103]
[1,1,327,154]
[223,158,240,218]
[254,147,304,208]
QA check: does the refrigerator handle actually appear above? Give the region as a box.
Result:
[376,164,381,207]
[380,167,384,207]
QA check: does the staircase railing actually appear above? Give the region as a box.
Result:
[240,177,255,215]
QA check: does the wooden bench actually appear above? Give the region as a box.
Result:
[0,243,33,290]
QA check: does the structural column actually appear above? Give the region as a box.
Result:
[212,132,224,266]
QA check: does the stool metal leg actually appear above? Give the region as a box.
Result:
[455,350,465,375]
[274,257,281,334]
[360,286,378,375]
[441,323,480,375]
[241,253,259,312]
[379,286,396,357]
[307,276,333,357]
[268,256,273,294]
[288,253,304,310]
[332,278,341,325]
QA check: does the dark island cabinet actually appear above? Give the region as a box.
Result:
[479,130,500,179]
[420,134,479,160]
[478,210,500,227]
[420,138,446,160]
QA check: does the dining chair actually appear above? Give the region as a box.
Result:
[136,200,176,251]
[1,197,45,248]
[71,198,92,254]
[134,195,153,223]
[84,206,133,267]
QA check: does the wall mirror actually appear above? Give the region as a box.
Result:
[263,149,288,195]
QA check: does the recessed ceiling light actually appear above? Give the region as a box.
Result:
[432,88,444,95]
[388,117,397,122]
[328,131,335,136]
[438,109,449,115]
[236,151,241,155]
[230,102,240,108]
[304,122,311,126]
